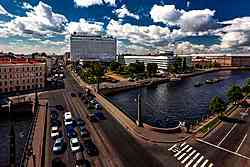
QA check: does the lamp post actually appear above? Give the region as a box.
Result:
[9,100,16,167]
[136,88,143,127]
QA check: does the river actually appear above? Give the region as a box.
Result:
[107,70,250,128]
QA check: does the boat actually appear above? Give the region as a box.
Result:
[170,77,181,82]
[205,77,225,84]
[194,82,203,87]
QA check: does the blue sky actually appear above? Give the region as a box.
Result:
[0,0,250,54]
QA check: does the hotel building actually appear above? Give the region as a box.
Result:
[70,32,117,62]
[0,57,46,94]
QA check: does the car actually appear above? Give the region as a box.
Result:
[79,127,89,138]
[51,126,60,139]
[50,110,58,116]
[66,127,78,138]
[90,99,97,105]
[64,112,72,120]
[64,118,73,127]
[50,120,62,127]
[55,105,64,111]
[95,103,102,110]
[70,138,81,152]
[50,113,59,121]
[77,118,85,126]
[75,152,91,167]
[94,111,106,120]
[71,93,77,97]
[78,92,83,97]
[53,137,64,154]
[89,114,98,122]
[52,158,66,167]
[84,139,98,156]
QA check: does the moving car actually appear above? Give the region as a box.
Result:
[64,112,72,120]
[66,127,78,138]
[53,137,64,154]
[77,118,85,127]
[64,118,73,127]
[89,114,98,123]
[51,126,60,139]
[84,139,98,156]
[79,127,89,138]
[94,111,106,120]
[70,138,81,152]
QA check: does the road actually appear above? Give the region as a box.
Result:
[42,71,164,167]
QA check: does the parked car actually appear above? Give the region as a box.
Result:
[53,137,64,154]
[94,111,106,120]
[89,114,98,123]
[70,138,81,152]
[50,113,59,121]
[77,118,85,127]
[79,127,89,138]
[90,99,97,105]
[52,158,66,167]
[64,118,73,127]
[64,112,72,120]
[95,103,102,110]
[50,120,62,127]
[51,126,60,139]
[55,105,64,111]
[66,127,77,138]
[84,139,98,156]
[78,92,83,97]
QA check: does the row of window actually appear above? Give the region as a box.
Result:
[0,84,44,93]
[0,72,43,79]
[0,66,43,73]
[0,78,44,86]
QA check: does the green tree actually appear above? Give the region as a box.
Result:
[245,78,250,86]
[146,63,158,77]
[227,85,244,104]
[209,96,226,116]
[174,57,182,72]
[109,61,121,72]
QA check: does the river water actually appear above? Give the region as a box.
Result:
[107,70,250,128]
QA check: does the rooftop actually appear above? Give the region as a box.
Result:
[0,57,44,65]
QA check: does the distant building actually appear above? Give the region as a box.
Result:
[70,32,117,62]
[190,53,250,67]
[176,55,193,68]
[122,51,176,70]
[0,57,46,94]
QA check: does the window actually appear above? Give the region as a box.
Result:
[10,87,13,91]
[23,80,25,83]
[36,78,38,82]
[4,88,8,92]
[16,80,19,84]
[4,81,7,85]
[0,88,2,92]
[5,75,7,79]
[10,74,12,78]
[4,69,6,72]
[9,69,11,72]
[22,86,25,90]
[0,82,2,86]
[27,85,30,89]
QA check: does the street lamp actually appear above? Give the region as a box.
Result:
[8,100,16,167]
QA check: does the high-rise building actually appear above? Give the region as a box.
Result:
[70,32,117,62]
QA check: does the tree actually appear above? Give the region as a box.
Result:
[209,96,226,116]
[245,78,250,86]
[174,57,182,72]
[109,61,121,72]
[127,62,145,76]
[227,85,244,104]
[146,63,158,77]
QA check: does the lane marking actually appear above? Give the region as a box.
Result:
[218,124,237,146]
[196,138,250,160]
[168,144,177,151]
[186,147,193,152]
[174,145,189,157]
[200,159,208,167]
[181,150,196,164]
[185,152,200,167]
[181,142,186,147]
[192,155,204,167]
[177,153,187,161]
[208,163,214,167]
[236,134,248,153]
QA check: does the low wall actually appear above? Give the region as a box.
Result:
[143,121,182,133]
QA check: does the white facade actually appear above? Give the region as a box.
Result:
[123,52,176,70]
[70,33,117,62]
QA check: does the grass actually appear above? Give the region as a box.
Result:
[199,117,220,133]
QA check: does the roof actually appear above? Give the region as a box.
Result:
[0,57,44,65]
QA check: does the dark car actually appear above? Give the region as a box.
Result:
[71,93,77,97]
[89,114,98,123]
[94,112,106,120]
[66,127,77,138]
[79,127,89,138]
[55,105,64,111]
[50,113,59,121]
[77,118,85,127]
[84,139,99,156]
[78,92,83,97]
[52,157,66,167]
[50,120,62,127]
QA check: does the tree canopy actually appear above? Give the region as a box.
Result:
[109,61,121,72]
[146,63,158,77]
[209,96,226,115]
[227,85,244,104]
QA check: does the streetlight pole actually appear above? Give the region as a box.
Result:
[136,89,143,127]
[9,100,16,167]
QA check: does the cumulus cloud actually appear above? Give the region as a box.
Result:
[150,5,218,32]
[22,2,33,10]
[220,31,250,48]
[0,2,68,38]
[67,18,104,35]
[114,5,139,20]
[74,0,116,7]
[0,4,14,17]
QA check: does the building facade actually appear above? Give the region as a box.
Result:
[70,33,117,62]
[0,57,46,94]
[122,51,176,70]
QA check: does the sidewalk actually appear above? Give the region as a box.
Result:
[27,99,47,167]
[69,69,190,143]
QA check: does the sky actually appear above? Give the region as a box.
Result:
[0,0,250,55]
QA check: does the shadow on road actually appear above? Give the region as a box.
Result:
[219,116,246,124]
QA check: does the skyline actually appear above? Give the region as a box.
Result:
[0,0,250,55]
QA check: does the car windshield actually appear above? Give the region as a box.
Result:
[72,142,79,147]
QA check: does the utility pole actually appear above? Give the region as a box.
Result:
[9,100,16,167]
[136,89,143,127]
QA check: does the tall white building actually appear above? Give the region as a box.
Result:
[70,33,117,62]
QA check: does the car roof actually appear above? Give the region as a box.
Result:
[71,138,78,143]
[52,126,58,130]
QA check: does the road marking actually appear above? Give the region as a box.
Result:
[236,134,248,153]
[218,124,237,146]
[177,146,192,160]
[208,163,214,167]
[196,138,250,160]
[192,155,204,167]
[177,153,187,161]
[174,145,189,157]
[181,150,196,164]
[181,142,186,147]
[185,152,200,167]
[200,159,208,167]
[168,144,177,151]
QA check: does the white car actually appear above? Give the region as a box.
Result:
[53,137,64,153]
[70,138,81,152]
[64,112,72,120]
[64,118,73,126]
[51,126,59,139]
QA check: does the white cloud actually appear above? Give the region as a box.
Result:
[114,5,139,20]
[67,18,104,35]
[74,0,116,7]
[22,2,33,10]
[150,5,217,32]
[220,31,249,48]
[0,4,14,17]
